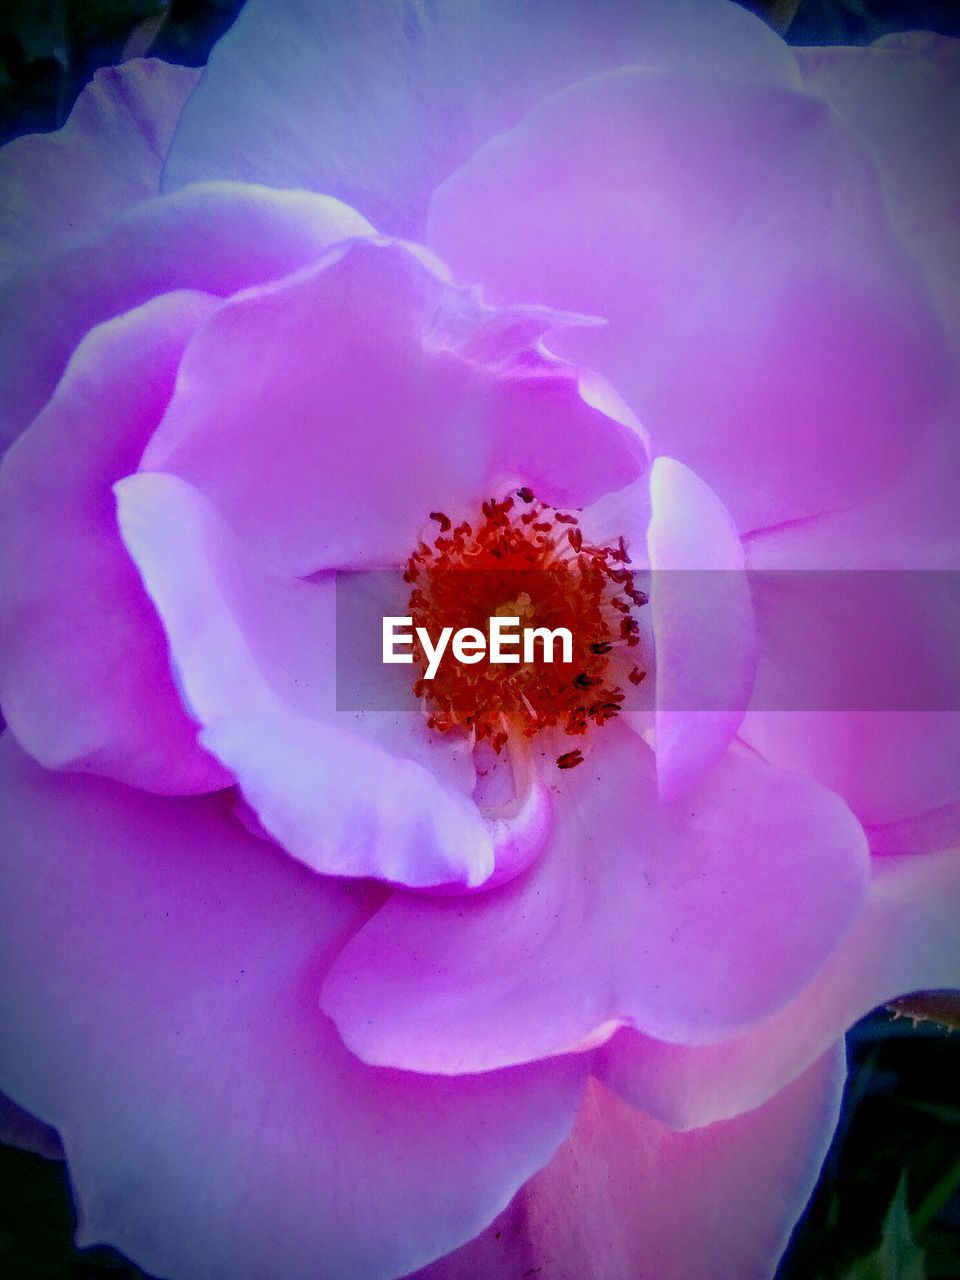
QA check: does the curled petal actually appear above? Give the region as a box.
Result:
[116,471,494,889]
[322,727,868,1072]
[0,736,589,1280]
[140,237,646,578]
[597,846,960,1130]
[412,1049,845,1280]
[0,182,374,452]
[0,292,228,793]
[646,457,756,800]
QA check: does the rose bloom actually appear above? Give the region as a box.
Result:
[1,1,958,1277]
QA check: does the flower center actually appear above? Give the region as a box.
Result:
[403,489,647,768]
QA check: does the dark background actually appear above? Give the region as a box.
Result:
[0,1,958,1276]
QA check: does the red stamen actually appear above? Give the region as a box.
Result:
[403,491,647,761]
[556,749,585,770]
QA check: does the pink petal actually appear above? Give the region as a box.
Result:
[0,60,198,279]
[0,735,588,1280]
[647,457,757,800]
[0,292,228,793]
[411,1051,845,1280]
[0,1092,62,1161]
[163,0,797,234]
[116,471,495,888]
[140,237,646,577]
[741,517,960,827]
[597,846,960,1130]
[428,67,951,534]
[322,726,868,1072]
[868,801,960,857]
[0,182,373,452]
[575,476,659,741]
[798,34,960,340]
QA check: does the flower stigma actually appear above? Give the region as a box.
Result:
[403,489,647,768]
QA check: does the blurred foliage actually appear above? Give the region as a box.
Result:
[840,1175,926,1280]
[778,1013,960,1279]
[0,1,245,144]
[0,0,958,1276]
[784,0,960,43]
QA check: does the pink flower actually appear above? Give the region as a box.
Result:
[1,3,958,1278]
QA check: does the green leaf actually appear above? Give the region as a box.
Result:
[842,1176,926,1280]
[911,1150,960,1237]
[897,1098,960,1127]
